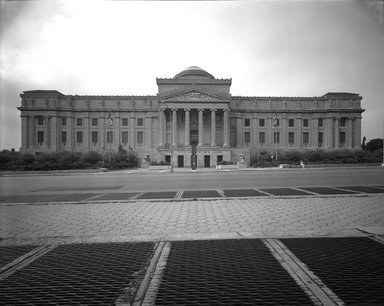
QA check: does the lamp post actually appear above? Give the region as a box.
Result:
[160,101,174,173]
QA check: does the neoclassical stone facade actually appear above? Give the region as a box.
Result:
[18,66,364,167]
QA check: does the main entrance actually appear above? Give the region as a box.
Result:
[204,155,210,168]
[177,155,184,168]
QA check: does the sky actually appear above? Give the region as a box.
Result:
[1,0,383,150]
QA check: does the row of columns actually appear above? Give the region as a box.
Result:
[158,108,229,148]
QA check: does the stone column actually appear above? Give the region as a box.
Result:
[346,118,353,148]
[251,115,257,148]
[281,115,287,148]
[334,117,339,148]
[115,116,121,148]
[223,109,229,148]
[99,113,105,150]
[172,109,177,147]
[145,116,152,148]
[236,116,242,148]
[296,115,302,148]
[84,116,90,150]
[325,117,333,148]
[311,117,318,148]
[354,117,362,149]
[28,116,35,148]
[45,116,50,149]
[198,108,204,147]
[159,109,164,147]
[21,115,28,150]
[50,116,57,151]
[211,109,216,147]
[185,108,190,147]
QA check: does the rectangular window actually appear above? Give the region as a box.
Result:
[137,131,144,145]
[340,118,346,127]
[340,131,346,146]
[259,132,265,144]
[303,132,309,145]
[77,118,83,126]
[76,131,83,144]
[62,131,67,145]
[92,118,98,126]
[273,132,280,144]
[259,118,265,127]
[288,132,295,145]
[288,119,294,127]
[61,118,67,126]
[122,131,128,145]
[107,131,113,144]
[303,119,309,127]
[92,131,98,145]
[122,118,128,126]
[37,131,44,145]
[318,118,323,127]
[318,132,323,147]
[244,118,250,127]
[37,116,44,126]
[244,132,251,145]
[137,118,144,127]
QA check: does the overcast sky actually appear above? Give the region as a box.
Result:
[1,0,383,150]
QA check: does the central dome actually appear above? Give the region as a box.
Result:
[174,66,215,80]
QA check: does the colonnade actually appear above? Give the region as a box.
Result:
[158,108,229,148]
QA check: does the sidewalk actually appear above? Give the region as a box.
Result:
[1,193,383,246]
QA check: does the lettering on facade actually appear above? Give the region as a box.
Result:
[173,91,216,101]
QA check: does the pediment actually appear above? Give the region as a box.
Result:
[164,90,227,102]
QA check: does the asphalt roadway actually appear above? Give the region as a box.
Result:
[1,166,384,196]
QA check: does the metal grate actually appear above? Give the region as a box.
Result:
[33,186,124,192]
[281,237,384,305]
[181,190,222,199]
[298,187,357,195]
[0,194,62,203]
[137,191,177,200]
[223,189,267,197]
[0,246,37,268]
[338,185,384,193]
[155,239,313,305]
[95,192,138,201]
[53,193,99,202]
[0,242,154,305]
[260,188,311,196]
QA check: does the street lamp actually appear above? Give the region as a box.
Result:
[160,101,174,173]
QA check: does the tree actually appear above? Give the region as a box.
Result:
[365,138,383,152]
[361,136,367,150]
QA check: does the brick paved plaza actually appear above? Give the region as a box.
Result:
[1,194,383,245]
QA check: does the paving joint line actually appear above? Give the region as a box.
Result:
[131,192,144,200]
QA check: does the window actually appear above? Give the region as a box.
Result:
[259,119,265,127]
[217,155,223,164]
[288,132,295,145]
[288,119,294,127]
[303,119,309,127]
[340,131,346,146]
[165,155,171,164]
[244,118,250,127]
[37,131,44,145]
[259,132,265,144]
[137,118,144,127]
[340,118,346,127]
[62,131,67,145]
[122,131,128,145]
[76,131,83,144]
[273,132,280,144]
[92,132,98,145]
[37,116,44,126]
[318,118,323,127]
[137,131,144,145]
[92,118,98,126]
[244,132,251,145]
[318,132,323,147]
[303,132,309,145]
[61,118,67,126]
[77,118,83,126]
[122,118,128,126]
[107,131,113,144]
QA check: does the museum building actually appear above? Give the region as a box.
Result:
[18,66,364,167]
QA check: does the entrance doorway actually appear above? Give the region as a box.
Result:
[177,155,184,168]
[204,155,210,168]
[191,144,197,170]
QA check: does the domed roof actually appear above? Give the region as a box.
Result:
[174,66,215,80]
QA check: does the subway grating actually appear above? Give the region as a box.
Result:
[154,239,313,305]
[223,188,268,197]
[259,188,312,196]
[0,245,37,268]
[0,194,61,203]
[337,186,384,193]
[181,190,222,198]
[0,242,154,306]
[281,237,384,305]
[94,192,138,201]
[137,191,177,200]
[298,187,357,195]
